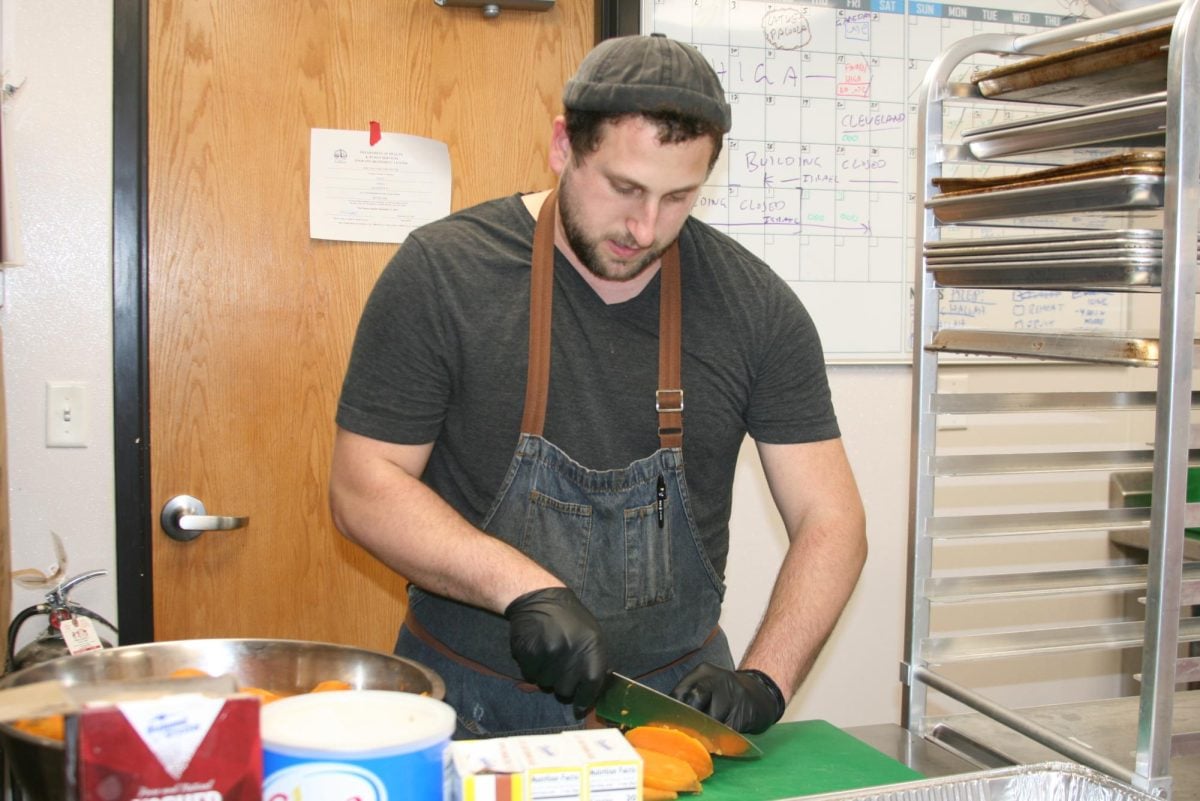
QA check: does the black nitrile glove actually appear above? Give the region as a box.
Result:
[505,586,608,716]
[670,663,787,734]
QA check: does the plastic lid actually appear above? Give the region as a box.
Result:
[260,690,455,756]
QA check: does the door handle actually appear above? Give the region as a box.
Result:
[160,494,249,542]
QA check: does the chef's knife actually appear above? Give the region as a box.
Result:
[593,672,762,758]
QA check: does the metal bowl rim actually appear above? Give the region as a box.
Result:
[0,637,446,751]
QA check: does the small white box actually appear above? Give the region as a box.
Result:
[446,729,641,801]
[564,729,642,801]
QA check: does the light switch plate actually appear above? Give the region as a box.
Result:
[46,381,88,448]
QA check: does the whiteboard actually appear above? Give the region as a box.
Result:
[643,0,1131,363]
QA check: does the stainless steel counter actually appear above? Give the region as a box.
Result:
[843,691,1198,796]
[844,723,981,777]
[922,690,1199,797]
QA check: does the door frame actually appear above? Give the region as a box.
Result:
[111,0,637,644]
[113,0,152,645]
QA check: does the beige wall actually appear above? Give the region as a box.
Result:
[2,1,116,657]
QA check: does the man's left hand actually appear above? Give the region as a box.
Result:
[670,664,786,734]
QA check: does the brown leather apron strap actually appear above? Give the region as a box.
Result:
[404,612,541,692]
[519,189,684,450]
[633,624,719,682]
[581,623,718,730]
[520,189,558,437]
[656,244,683,450]
[406,611,718,689]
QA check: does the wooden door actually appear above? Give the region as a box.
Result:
[148,0,592,650]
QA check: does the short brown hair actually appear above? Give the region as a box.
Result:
[563,108,724,171]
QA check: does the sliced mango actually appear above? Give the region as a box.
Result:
[12,715,65,741]
[168,667,212,679]
[635,747,702,794]
[627,726,713,781]
[642,789,679,801]
[237,686,283,704]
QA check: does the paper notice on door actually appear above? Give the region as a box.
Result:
[309,127,451,244]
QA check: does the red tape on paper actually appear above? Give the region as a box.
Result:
[369,121,381,146]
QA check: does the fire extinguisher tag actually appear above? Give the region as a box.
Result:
[59,616,105,655]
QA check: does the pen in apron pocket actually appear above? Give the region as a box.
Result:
[656,475,666,528]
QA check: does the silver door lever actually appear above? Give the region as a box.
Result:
[161,494,249,542]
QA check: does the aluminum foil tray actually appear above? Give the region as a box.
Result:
[792,762,1156,801]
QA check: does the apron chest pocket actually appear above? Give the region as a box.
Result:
[623,503,675,609]
[516,490,675,611]
[520,490,593,593]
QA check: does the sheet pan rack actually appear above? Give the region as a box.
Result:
[904,0,1200,797]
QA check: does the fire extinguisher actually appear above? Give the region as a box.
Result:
[5,569,119,674]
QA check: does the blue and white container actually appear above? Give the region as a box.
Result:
[261,690,456,801]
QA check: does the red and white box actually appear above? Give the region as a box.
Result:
[66,692,262,801]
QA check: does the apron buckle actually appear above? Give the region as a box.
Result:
[655,389,684,413]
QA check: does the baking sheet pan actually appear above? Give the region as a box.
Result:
[926,329,1193,366]
[964,91,1165,136]
[962,92,1166,158]
[932,150,1163,194]
[929,258,1160,289]
[924,229,1164,251]
[791,761,1156,801]
[927,173,1164,223]
[926,247,1164,263]
[972,24,1172,105]
[926,245,1169,260]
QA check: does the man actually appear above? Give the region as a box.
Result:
[329,33,866,738]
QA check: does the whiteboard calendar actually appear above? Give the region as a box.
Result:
[644,0,1125,362]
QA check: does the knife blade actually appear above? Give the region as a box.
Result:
[593,672,762,758]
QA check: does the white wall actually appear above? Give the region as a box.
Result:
[2,0,117,654]
[0,0,1154,732]
[722,366,914,726]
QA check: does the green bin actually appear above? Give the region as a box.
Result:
[1121,466,1200,540]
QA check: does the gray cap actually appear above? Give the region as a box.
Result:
[563,34,732,133]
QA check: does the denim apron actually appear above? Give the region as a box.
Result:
[398,190,731,737]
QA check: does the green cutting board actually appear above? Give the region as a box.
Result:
[698,720,923,800]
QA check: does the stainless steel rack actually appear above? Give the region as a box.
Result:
[904,1,1200,797]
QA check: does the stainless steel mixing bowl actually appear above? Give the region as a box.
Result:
[0,638,445,801]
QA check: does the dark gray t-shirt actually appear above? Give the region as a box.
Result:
[336,194,839,578]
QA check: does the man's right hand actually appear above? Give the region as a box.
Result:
[670,663,786,734]
[505,586,608,717]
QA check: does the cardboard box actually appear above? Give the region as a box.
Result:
[564,730,643,801]
[66,692,261,801]
[446,729,641,801]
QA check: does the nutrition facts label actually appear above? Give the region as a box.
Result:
[645,0,1119,362]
